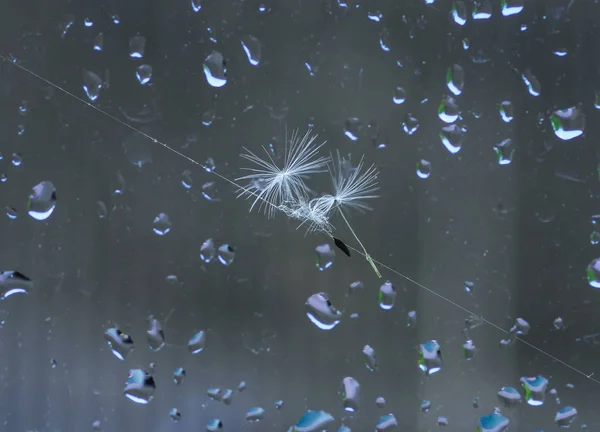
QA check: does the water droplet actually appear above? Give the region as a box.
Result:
[93,33,104,51]
[124,368,155,404]
[191,0,202,12]
[27,181,57,221]
[418,340,442,375]
[315,244,335,271]
[293,410,335,432]
[551,106,585,140]
[493,139,515,165]
[407,310,417,327]
[173,367,185,385]
[305,293,342,330]
[207,388,222,400]
[275,400,284,409]
[97,201,107,219]
[362,344,378,371]
[111,14,120,24]
[439,124,463,154]
[376,414,398,431]
[520,375,548,406]
[462,339,476,360]
[555,406,577,428]
[393,86,406,104]
[587,258,600,288]
[169,408,182,422]
[217,244,235,266]
[446,64,464,95]
[497,386,521,406]
[200,238,216,262]
[498,101,514,122]
[438,96,459,123]
[129,35,146,58]
[246,407,265,422]
[202,181,221,201]
[206,419,223,431]
[478,410,509,431]
[5,207,17,220]
[82,70,103,101]
[238,381,247,391]
[378,281,396,310]
[136,64,152,85]
[342,377,361,412]
[421,400,431,412]
[202,109,215,126]
[181,170,193,189]
[375,397,386,408]
[222,389,233,405]
[344,117,362,141]
[403,113,419,135]
[0,271,32,299]
[104,327,134,360]
[152,213,172,236]
[18,100,29,115]
[92,420,101,430]
[241,35,262,66]
[521,69,541,96]
[451,1,467,25]
[416,159,431,179]
[203,52,227,88]
[502,0,524,16]
[188,330,206,354]
[146,318,165,351]
[204,157,216,172]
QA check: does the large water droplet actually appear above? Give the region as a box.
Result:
[217,244,235,266]
[82,70,103,101]
[498,101,514,122]
[493,139,515,165]
[438,96,459,123]
[555,406,577,428]
[378,281,396,310]
[152,213,172,236]
[375,414,398,431]
[478,410,510,431]
[446,64,464,95]
[416,159,431,179]
[393,86,406,104]
[200,238,216,262]
[305,292,342,330]
[27,181,57,221]
[173,367,186,385]
[418,340,442,375]
[497,386,522,406]
[104,327,134,360]
[124,368,155,404]
[341,377,361,412]
[0,270,32,299]
[191,0,202,12]
[129,35,146,58]
[203,52,227,88]
[206,419,223,431]
[146,318,165,351]
[501,0,524,16]
[136,64,152,85]
[551,106,585,140]
[315,244,335,271]
[292,410,335,432]
[439,124,463,154]
[246,407,265,422]
[188,330,206,354]
[362,344,378,371]
[520,375,548,406]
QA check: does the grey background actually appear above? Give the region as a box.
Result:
[1,0,599,431]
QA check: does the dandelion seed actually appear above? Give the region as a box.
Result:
[236,129,329,218]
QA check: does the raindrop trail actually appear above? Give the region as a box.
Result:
[2,54,599,386]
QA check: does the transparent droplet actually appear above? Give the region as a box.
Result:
[418,340,442,375]
[201,181,221,201]
[501,0,524,16]
[446,64,464,95]
[315,244,335,271]
[136,64,152,85]
[555,406,577,428]
[0,271,32,299]
[498,101,514,122]
[451,1,467,25]
[551,106,585,140]
[305,292,342,330]
[124,368,155,404]
[521,69,541,96]
[241,35,262,66]
[439,124,463,154]
[293,410,335,432]
[152,213,172,236]
[437,416,449,426]
[375,397,386,408]
[497,387,522,406]
[207,388,222,401]
[173,367,185,385]
[18,100,29,115]
[238,381,247,391]
[493,139,515,165]
[5,207,17,220]
[393,86,406,104]
[379,27,391,51]
[93,33,104,51]
[104,327,134,360]
[129,35,146,58]
[206,419,223,431]
[344,117,362,141]
[203,52,227,88]
[111,14,120,24]
[92,420,101,430]
[200,238,216,263]
[472,397,479,408]
[473,0,492,19]
[246,407,265,422]
[204,157,216,172]
[438,96,459,123]
[275,399,284,409]
[222,389,233,405]
[83,17,93,27]
[341,377,361,412]
[191,0,202,12]
[97,201,107,219]
[217,244,235,266]
[462,339,476,360]
[181,170,193,189]
[202,109,215,126]
[403,113,419,135]
[464,280,474,293]
[478,410,509,431]
[407,310,417,327]
[421,400,431,412]
[378,281,396,310]
[82,70,103,101]
[587,258,600,288]
[520,376,548,406]
[553,316,564,330]
[169,408,182,422]
[146,318,165,351]
[27,181,57,221]
[512,317,530,335]
[188,330,206,354]
[376,414,398,431]
[362,344,378,371]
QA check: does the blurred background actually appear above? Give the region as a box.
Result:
[0,0,599,430]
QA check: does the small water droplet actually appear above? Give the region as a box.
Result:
[136,64,152,85]
[152,213,172,236]
[203,52,227,88]
[27,181,57,221]
[129,35,146,58]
